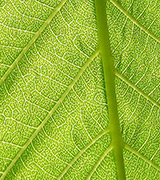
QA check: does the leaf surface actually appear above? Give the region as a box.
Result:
[0,0,159,179]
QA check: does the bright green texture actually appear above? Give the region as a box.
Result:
[0,0,159,180]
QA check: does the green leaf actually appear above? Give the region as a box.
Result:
[0,0,159,179]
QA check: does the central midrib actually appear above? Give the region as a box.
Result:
[94,0,126,179]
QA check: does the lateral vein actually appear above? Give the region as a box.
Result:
[57,128,109,180]
[0,0,68,86]
[125,143,160,171]
[110,0,160,43]
[86,146,113,180]
[0,50,99,180]
[115,70,160,109]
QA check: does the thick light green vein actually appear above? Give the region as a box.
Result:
[110,0,160,43]
[0,0,68,86]
[90,50,159,109]
[94,0,126,179]
[125,143,160,171]
[115,70,160,109]
[86,146,113,180]
[0,50,99,180]
[57,128,109,180]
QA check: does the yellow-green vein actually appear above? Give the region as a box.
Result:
[93,49,159,109]
[86,146,113,180]
[115,70,160,109]
[0,0,68,86]
[125,143,160,171]
[57,128,110,180]
[110,0,160,43]
[0,50,99,180]
[95,0,126,179]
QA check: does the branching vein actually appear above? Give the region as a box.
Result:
[0,0,68,86]
[86,146,113,180]
[115,70,160,109]
[0,50,99,180]
[125,143,160,171]
[57,128,109,180]
[110,0,160,43]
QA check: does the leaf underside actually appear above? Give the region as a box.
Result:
[0,0,160,179]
